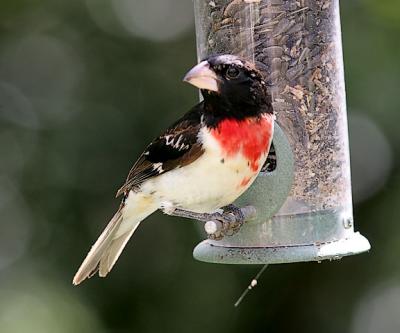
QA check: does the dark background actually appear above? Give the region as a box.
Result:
[0,1,399,332]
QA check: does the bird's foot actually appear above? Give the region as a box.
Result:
[162,205,256,240]
[207,204,246,240]
[222,204,245,223]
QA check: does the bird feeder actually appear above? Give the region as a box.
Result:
[192,0,370,264]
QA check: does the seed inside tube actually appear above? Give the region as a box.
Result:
[196,0,353,216]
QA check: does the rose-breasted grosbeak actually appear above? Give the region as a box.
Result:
[73,55,274,285]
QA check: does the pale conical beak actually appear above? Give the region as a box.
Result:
[183,61,220,93]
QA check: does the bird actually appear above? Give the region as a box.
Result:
[73,54,275,285]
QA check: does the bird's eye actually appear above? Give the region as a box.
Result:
[226,66,240,79]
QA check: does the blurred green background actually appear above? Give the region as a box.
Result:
[0,0,399,332]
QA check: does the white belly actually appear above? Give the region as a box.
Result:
[141,128,269,213]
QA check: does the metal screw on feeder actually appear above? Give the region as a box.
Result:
[191,0,370,264]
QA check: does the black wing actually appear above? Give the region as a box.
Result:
[116,104,205,197]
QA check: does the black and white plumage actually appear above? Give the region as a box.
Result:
[73,55,274,285]
[116,108,204,197]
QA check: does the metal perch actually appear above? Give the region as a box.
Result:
[164,205,257,240]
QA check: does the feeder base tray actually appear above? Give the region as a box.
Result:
[193,232,370,264]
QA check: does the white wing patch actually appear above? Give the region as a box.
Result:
[152,162,164,173]
[164,134,190,151]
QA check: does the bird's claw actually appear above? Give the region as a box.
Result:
[222,204,245,224]
[207,204,245,240]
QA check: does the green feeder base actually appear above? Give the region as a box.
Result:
[193,231,370,264]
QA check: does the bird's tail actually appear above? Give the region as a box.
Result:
[73,194,157,285]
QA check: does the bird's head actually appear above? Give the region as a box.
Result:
[183,54,272,116]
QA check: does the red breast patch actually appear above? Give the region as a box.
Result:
[211,115,274,172]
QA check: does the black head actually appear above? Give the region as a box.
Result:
[183,54,273,118]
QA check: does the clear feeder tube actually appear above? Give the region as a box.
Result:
[193,0,370,263]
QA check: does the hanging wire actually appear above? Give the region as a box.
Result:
[234,264,269,307]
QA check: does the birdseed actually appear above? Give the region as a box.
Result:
[194,0,352,213]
